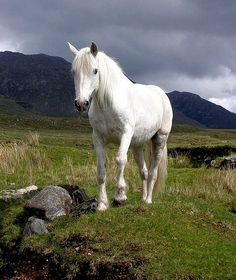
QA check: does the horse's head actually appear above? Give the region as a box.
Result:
[68,42,99,112]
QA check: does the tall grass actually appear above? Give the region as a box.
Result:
[168,169,236,199]
[0,142,48,173]
[62,150,236,201]
[25,132,40,146]
[61,153,139,192]
[169,153,192,168]
[1,131,235,203]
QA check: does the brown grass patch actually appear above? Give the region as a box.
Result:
[169,169,236,199]
[0,142,49,173]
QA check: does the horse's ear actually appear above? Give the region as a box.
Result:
[90,42,98,57]
[67,42,78,57]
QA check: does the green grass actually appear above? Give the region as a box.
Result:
[0,116,236,279]
[169,127,236,149]
[21,194,236,279]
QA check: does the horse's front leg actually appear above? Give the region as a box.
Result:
[93,131,108,211]
[114,129,133,205]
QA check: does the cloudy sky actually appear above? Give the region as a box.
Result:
[1,0,236,113]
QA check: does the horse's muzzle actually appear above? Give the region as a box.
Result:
[74,100,90,112]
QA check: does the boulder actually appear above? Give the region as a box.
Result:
[25,186,72,220]
[22,216,48,239]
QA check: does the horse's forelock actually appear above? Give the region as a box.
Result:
[72,47,92,74]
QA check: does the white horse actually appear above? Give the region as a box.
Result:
[68,42,173,211]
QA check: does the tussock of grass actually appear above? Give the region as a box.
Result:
[25,132,40,147]
[169,154,192,168]
[0,142,49,173]
[63,156,97,187]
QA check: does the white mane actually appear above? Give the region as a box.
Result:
[72,48,128,107]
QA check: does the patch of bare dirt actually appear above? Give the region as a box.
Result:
[0,242,146,280]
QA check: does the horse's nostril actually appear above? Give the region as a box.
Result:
[74,100,81,111]
[74,100,89,112]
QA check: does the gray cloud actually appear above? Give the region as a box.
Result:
[1,0,236,112]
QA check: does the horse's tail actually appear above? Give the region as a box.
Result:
[147,142,168,193]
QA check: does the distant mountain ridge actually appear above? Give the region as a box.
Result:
[0,51,236,128]
[167,91,236,129]
[0,51,75,116]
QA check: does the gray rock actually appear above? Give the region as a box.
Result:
[22,216,48,238]
[25,186,72,220]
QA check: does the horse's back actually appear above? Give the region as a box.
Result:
[131,83,172,134]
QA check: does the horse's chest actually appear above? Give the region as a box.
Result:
[89,112,128,142]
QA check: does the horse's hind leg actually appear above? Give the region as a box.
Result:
[145,132,168,204]
[93,131,108,211]
[132,146,148,201]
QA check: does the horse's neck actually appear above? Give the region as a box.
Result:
[96,54,131,108]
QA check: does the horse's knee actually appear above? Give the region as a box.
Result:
[97,169,106,184]
[97,175,105,185]
[116,155,127,167]
[148,168,158,181]
[140,168,148,180]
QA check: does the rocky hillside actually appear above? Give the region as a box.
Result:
[167,91,236,129]
[0,51,74,117]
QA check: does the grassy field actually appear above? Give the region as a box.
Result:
[0,115,236,279]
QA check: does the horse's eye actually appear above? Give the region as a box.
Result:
[93,68,98,75]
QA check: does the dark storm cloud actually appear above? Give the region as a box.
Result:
[1,0,236,111]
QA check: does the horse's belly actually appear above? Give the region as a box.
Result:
[131,125,158,146]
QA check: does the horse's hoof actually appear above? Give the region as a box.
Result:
[143,199,152,205]
[142,196,147,203]
[112,198,127,207]
[97,202,108,211]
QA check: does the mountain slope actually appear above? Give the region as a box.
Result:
[1,51,236,128]
[170,107,204,127]
[0,51,74,117]
[167,91,236,129]
[0,95,38,116]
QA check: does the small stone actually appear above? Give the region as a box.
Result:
[220,156,236,170]
[22,216,48,239]
[26,185,38,192]
[0,190,17,202]
[17,188,28,195]
[0,186,39,202]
